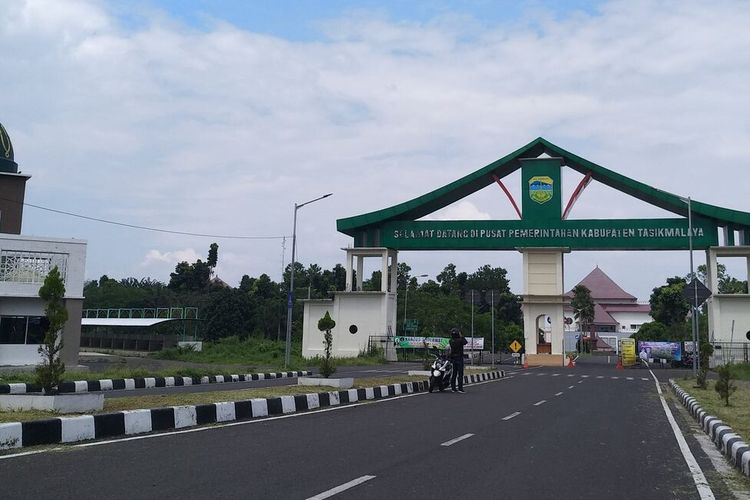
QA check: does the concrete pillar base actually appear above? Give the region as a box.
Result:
[525,354,564,367]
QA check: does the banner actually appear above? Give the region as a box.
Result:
[620,338,636,367]
[393,336,484,350]
[638,341,682,361]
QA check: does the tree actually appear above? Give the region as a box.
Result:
[207,243,219,275]
[696,263,748,294]
[35,266,68,394]
[168,260,211,291]
[649,277,689,326]
[631,322,669,341]
[714,363,736,406]
[317,311,336,378]
[571,285,595,336]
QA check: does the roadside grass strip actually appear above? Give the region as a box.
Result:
[670,380,750,478]
[0,370,505,451]
[0,371,312,395]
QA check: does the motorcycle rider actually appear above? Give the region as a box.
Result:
[449,328,468,393]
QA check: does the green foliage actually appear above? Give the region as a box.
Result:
[153,336,301,367]
[728,362,750,380]
[571,285,594,332]
[695,341,714,389]
[649,277,689,326]
[318,312,336,378]
[207,243,219,269]
[35,266,68,394]
[696,263,748,294]
[715,363,737,406]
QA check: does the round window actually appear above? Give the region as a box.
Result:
[349,324,358,334]
[746,330,750,341]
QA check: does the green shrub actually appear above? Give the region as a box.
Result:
[715,363,737,406]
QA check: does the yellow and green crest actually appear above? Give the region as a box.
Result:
[528,175,553,204]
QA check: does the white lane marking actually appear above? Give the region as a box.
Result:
[610,376,619,380]
[596,376,604,379]
[568,385,575,389]
[648,369,714,499]
[521,373,531,376]
[626,377,634,380]
[533,400,546,406]
[551,374,560,377]
[577,380,584,384]
[554,392,563,396]
[502,411,521,421]
[306,475,376,499]
[581,375,590,378]
[641,378,649,381]
[441,433,474,447]
[536,373,546,376]
[567,374,574,377]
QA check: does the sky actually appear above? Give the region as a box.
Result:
[2,0,749,301]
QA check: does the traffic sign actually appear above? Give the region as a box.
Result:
[682,279,712,306]
[509,340,522,353]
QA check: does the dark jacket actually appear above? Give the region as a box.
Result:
[449,336,468,361]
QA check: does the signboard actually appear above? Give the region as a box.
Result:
[466,337,484,350]
[638,341,682,361]
[403,319,419,333]
[620,338,636,367]
[682,279,712,306]
[509,340,522,353]
[381,218,717,251]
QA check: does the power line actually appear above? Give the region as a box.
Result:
[17,198,289,240]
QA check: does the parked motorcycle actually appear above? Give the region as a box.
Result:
[428,352,453,392]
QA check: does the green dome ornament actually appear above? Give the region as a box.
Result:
[0,122,19,174]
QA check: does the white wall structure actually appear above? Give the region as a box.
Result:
[0,234,87,366]
[301,247,398,360]
[706,246,750,343]
[520,248,567,366]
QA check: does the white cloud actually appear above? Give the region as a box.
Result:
[3,0,750,299]
[425,201,491,221]
[141,248,202,267]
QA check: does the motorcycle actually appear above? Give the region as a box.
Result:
[428,352,453,392]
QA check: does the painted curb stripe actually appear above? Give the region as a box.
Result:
[1,370,505,450]
[0,371,312,395]
[670,380,750,478]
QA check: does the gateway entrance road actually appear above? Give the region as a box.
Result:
[0,367,732,499]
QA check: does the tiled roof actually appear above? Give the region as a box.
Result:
[567,266,637,302]
[593,303,617,325]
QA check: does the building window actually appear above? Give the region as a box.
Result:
[0,315,49,344]
[630,324,639,330]
[0,250,68,284]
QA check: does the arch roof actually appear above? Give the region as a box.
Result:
[337,137,750,236]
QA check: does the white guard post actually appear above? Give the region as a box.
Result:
[302,248,399,361]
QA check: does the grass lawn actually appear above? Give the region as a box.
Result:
[676,377,750,440]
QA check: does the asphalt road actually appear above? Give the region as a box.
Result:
[0,365,733,499]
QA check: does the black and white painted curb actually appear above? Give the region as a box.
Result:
[0,371,311,395]
[0,370,504,450]
[669,379,750,477]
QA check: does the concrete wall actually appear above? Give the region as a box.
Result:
[708,295,750,343]
[302,292,394,358]
[608,311,653,334]
[0,235,87,366]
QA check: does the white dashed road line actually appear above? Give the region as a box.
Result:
[441,434,474,447]
[554,392,563,396]
[534,400,547,406]
[306,475,376,500]
[502,412,521,421]
[552,374,560,377]
[568,385,575,389]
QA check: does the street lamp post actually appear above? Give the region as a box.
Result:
[403,274,428,333]
[687,197,700,377]
[284,193,333,368]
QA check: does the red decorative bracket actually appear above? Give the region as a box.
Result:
[492,174,522,219]
[562,172,592,220]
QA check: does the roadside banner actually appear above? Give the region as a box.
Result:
[393,336,484,350]
[637,341,682,361]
